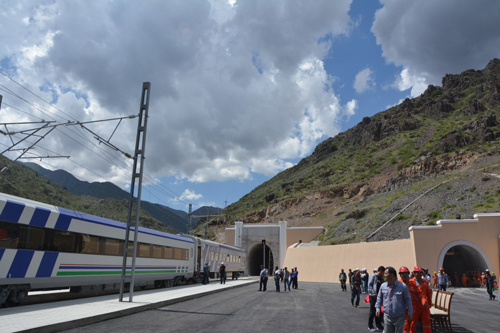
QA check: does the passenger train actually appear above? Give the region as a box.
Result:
[0,192,246,306]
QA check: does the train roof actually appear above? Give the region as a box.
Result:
[195,237,246,253]
[0,192,193,244]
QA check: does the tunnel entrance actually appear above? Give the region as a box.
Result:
[442,244,488,286]
[248,243,274,276]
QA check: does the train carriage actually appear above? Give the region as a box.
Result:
[0,192,195,306]
[193,238,246,280]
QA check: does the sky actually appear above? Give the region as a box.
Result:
[1,0,499,213]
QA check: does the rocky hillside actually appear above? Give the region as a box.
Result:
[224,58,500,245]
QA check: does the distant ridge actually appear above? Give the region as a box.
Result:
[22,162,221,233]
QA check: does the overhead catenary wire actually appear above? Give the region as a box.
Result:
[1,74,207,213]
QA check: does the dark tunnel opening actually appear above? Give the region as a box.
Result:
[248,244,274,276]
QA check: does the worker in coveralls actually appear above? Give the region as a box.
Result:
[410,266,432,333]
[398,266,424,333]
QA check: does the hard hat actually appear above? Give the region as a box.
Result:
[439,267,444,271]
[399,266,410,273]
[485,268,489,272]
[341,269,344,272]
[413,266,423,273]
[221,262,224,265]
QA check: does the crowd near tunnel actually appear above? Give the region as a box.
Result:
[442,244,489,285]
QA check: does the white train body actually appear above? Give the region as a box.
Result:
[0,192,246,305]
[195,238,246,278]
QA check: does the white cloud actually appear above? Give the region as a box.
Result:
[353,67,375,93]
[0,0,354,189]
[179,189,203,201]
[345,99,358,117]
[372,0,500,94]
[395,68,429,98]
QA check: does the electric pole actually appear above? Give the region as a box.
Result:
[119,82,151,302]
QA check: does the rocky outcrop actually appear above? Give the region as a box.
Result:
[381,153,478,192]
[438,114,500,152]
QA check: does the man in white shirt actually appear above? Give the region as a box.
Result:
[259,265,268,291]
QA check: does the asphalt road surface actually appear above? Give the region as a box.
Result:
[62,282,498,333]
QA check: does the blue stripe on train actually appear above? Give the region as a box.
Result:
[54,214,72,231]
[0,201,25,223]
[0,248,4,261]
[8,250,34,278]
[30,207,52,227]
[36,252,59,277]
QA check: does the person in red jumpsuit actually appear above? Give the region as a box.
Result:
[399,266,425,333]
[410,266,432,333]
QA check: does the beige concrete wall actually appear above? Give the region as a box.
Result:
[225,226,323,248]
[283,239,416,283]
[286,227,324,247]
[225,228,235,246]
[411,215,500,275]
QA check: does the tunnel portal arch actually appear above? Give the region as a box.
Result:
[248,243,274,276]
[438,240,493,283]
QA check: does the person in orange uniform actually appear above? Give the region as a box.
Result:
[432,271,438,288]
[399,266,424,333]
[410,266,432,333]
[462,273,468,288]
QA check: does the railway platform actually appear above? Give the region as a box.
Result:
[2,278,258,333]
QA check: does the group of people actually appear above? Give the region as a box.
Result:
[457,270,497,289]
[430,268,497,300]
[341,264,500,333]
[341,266,437,333]
[201,262,228,285]
[259,265,299,292]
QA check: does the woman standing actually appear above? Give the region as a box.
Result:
[351,268,362,307]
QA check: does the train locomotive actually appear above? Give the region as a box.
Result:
[0,192,246,306]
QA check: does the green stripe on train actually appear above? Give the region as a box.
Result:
[56,270,177,276]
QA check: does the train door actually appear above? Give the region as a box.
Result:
[197,244,202,274]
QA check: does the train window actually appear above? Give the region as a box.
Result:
[152,244,163,258]
[81,235,99,254]
[103,238,123,256]
[0,222,19,249]
[0,220,192,261]
[52,230,79,253]
[173,247,184,260]
[164,246,173,259]
[20,225,45,251]
[138,243,151,257]
[238,256,241,263]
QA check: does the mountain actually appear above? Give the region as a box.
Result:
[225,58,500,245]
[0,155,171,233]
[21,163,206,233]
[21,163,224,233]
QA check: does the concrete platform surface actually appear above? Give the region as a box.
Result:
[1,278,258,333]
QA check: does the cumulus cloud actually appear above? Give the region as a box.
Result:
[0,0,354,190]
[345,99,358,117]
[372,0,500,95]
[179,189,203,201]
[353,67,375,93]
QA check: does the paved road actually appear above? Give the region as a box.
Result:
[62,283,498,333]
